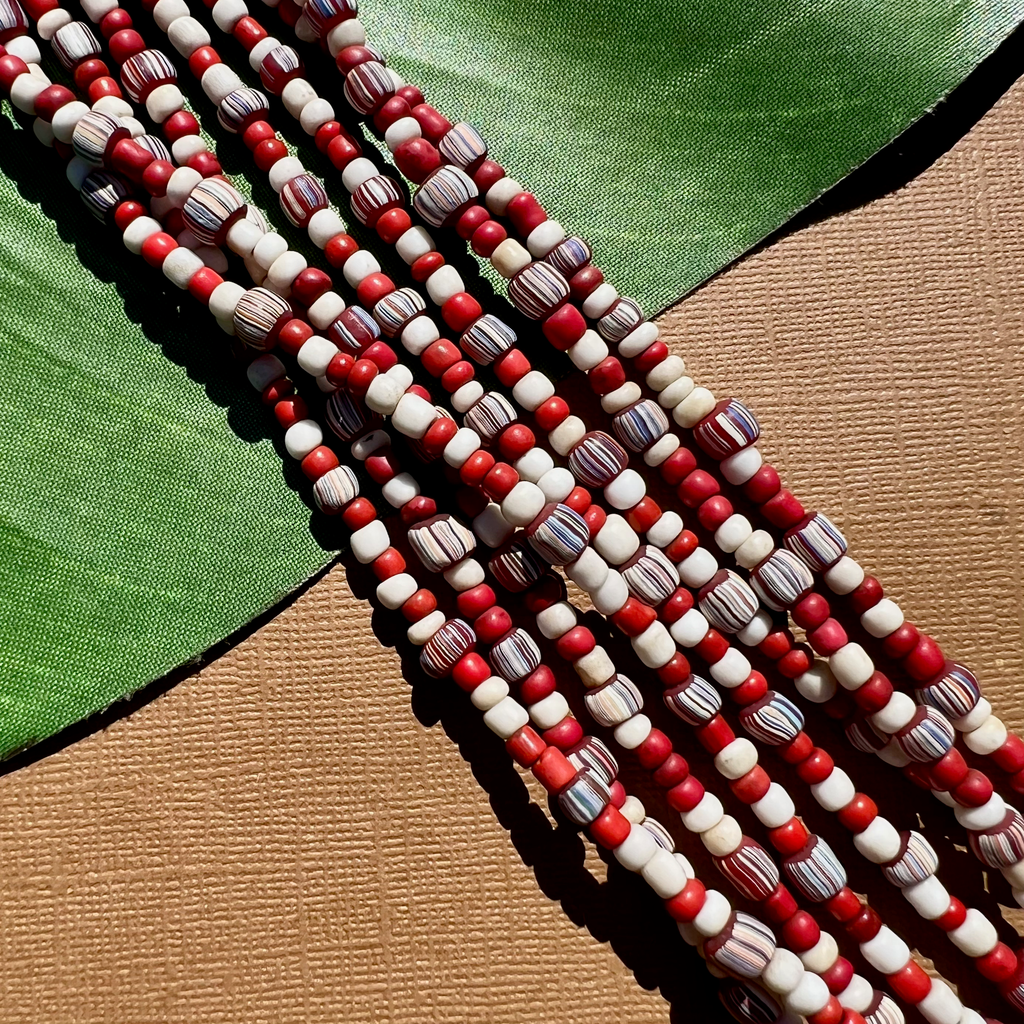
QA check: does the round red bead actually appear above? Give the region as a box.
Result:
[744,464,782,503]
[300,445,339,482]
[837,793,877,832]
[534,396,570,431]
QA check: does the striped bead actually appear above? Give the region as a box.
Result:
[642,817,675,852]
[80,171,129,222]
[715,838,780,901]
[328,305,380,354]
[566,736,618,786]
[525,503,589,566]
[719,983,783,1024]
[739,692,804,746]
[51,20,100,69]
[408,514,476,573]
[72,110,128,166]
[301,0,357,37]
[621,545,679,606]
[698,569,759,633]
[464,391,517,444]
[864,995,904,1024]
[279,173,328,229]
[246,204,269,234]
[343,60,394,115]
[134,134,172,163]
[461,314,516,365]
[846,716,888,753]
[597,298,643,344]
[413,165,478,228]
[350,174,403,227]
[120,48,176,103]
[489,627,541,682]
[783,836,846,902]
[557,770,610,826]
[1004,982,1024,1017]
[508,262,570,320]
[312,464,359,514]
[892,705,954,762]
[438,121,487,169]
[546,236,591,278]
[183,178,247,246]
[568,431,628,488]
[218,87,271,134]
[232,287,291,351]
[749,549,814,611]
[916,661,981,719]
[612,399,669,453]
[967,808,1024,868]
[489,539,547,593]
[881,831,938,887]
[373,287,425,339]
[663,674,721,727]
[420,618,476,679]
[693,399,760,460]
[325,388,381,442]
[259,44,303,95]
[584,675,643,727]
[783,512,847,572]
[705,912,776,980]
[0,0,28,43]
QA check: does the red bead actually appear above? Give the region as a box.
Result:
[274,395,308,429]
[441,360,475,393]
[796,748,834,785]
[260,378,293,405]
[849,576,884,614]
[697,495,733,531]
[656,651,691,687]
[325,232,360,268]
[824,887,862,923]
[277,0,301,25]
[845,905,881,942]
[373,208,411,247]
[666,775,704,813]
[611,598,656,637]
[695,715,734,755]
[506,726,546,768]
[659,447,698,486]
[520,666,556,705]
[364,448,400,485]
[609,783,628,810]
[792,593,830,630]
[187,267,222,306]
[935,896,967,931]
[929,748,968,789]
[373,95,410,131]
[777,645,812,679]
[652,753,689,788]
[452,652,489,692]
[141,231,176,268]
[410,251,444,283]
[290,268,332,307]
[625,496,662,534]
[587,356,626,395]
[903,635,945,681]
[416,417,454,460]
[583,504,606,539]
[72,59,108,92]
[314,120,341,153]
[532,746,577,792]
[542,302,586,351]
[731,671,768,707]
[808,997,843,1024]
[355,272,394,308]
[324,133,360,172]
[768,817,809,856]
[393,136,441,183]
[695,629,729,664]
[506,192,547,235]
[662,588,694,624]
[666,531,699,563]
[475,606,512,644]
[730,765,771,804]
[778,731,814,766]
[852,671,893,713]
[952,768,993,807]
[542,716,583,750]
[100,7,132,38]
[241,120,274,151]
[398,495,436,526]
[300,445,339,481]
[837,793,877,833]
[568,265,604,301]
[634,342,669,373]
[107,29,145,63]
[141,159,174,197]
[763,884,798,924]
[882,622,920,659]
[977,942,1017,982]
[664,878,706,922]
[232,14,266,49]
[470,220,507,257]
[458,450,494,488]
[635,729,672,770]
[187,44,221,78]
[993,733,1024,773]
[522,575,566,614]
[254,138,288,171]
[87,76,122,103]
[456,205,490,239]
[886,959,932,1003]
[761,489,804,528]
[0,54,28,92]
[410,103,452,144]
[341,497,376,531]
[33,84,75,122]
[396,84,424,107]
[472,159,505,193]
[371,547,406,581]
[556,626,596,661]
[534,396,571,431]
[277,319,313,357]
[677,470,719,508]
[419,339,458,377]
[563,486,591,514]
[807,618,848,656]
[744,464,782,503]
[782,910,820,952]
[188,151,222,178]
[489,349,529,389]
[442,292,483,334]
[493,424,532,462]
[590,805,631,849]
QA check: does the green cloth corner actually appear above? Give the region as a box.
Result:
[2,0,1022,759]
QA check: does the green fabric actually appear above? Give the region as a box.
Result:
[1,2,1022,759]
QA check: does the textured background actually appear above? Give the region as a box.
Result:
[0,74,1022,1024]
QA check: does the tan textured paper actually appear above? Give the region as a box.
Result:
[1,82,1023,1024]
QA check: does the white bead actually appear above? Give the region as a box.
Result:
[536,601,576,639]
[162,167,201,213]
[631,622,675,669]
[565,547,608,592]
[720,446,763,485]
[122,216,163,255]
[407,609,445,646]
[526,219,565,257]
[443,558,484,593]
[954,792,1005,830]
[853,816,901,863]
[308,208,346,249]
[837,975,873,1013]
[120,115,147,139]
[829,643,874,689]
[201,63,242,105]
[964,715,1008,755]
[734,529,775,569]
[514,447,554,483]
[281,77,317,118]
[512,370,555,412]
[225,218,263,258]
[794,663,837,703]
[600,382,641,415]
[308,292,347,332]
[500,481,546,527]
[785,972,829,1016]
[350,519,389,564]
[266,251,307,294]
[594,514,640,565]
[647,354,686,391]
[673,386,717,428]
[948,909,997,956]
[245,354,286,392]
[168,16,210,56]
[701,815,742,857]
[680,791,723,834]
[401,314,439,355]
[326,17,364,56]
[268,156,305,193]
[376,573,417,609]
[677,546,717,587]
[81,0,118,21]
[823,556,865,594]
[36,7,71,38]
[568,330,609,371]
[860,598,904,637]
[548,415,586,456]
[581,283,618,319]
[351,431,390,462]
[209,281,246,320]
[916,980,962,1024]
[614,714,652,750]
[452,381,484,414]
[619,797,647,824]
[32,116,54,148]
[153,0,190,30]
[425,264,464,305]
[591,570,629,616]
[692,889,731,938]
[604,468,646,510]
[470,676,509,711]
[710,648,751,689]
[1003,860,1024,888]
[161,246,204,289]
[618,321,659,359]
[390,393,436,441]
[66,158,91,192]
[669,609,709,647]
[538,467,574,502]
[574,646,615,688]
[484,177,523,216]
[473,503,514,548]
[284,419,322,460]
[860,925,909,974]
[714,514,752,553]
[299,97,334,135]
[799,932,838,974]
[382,472,419,508]
[9,72,45,114]
[396,225,434,264]
[212,0,248,30]
[490,238,532,278]
[953,696,991,733]
[364,374,403,416]
[903,875,950,919]
[647,511,682,549]
[315,375,335,394]
[870,691,916,734]
[614,822,658,871]
[959,1011,987,1024]
[50,100,89,143]
[529,691,569,730]
[932,788,957,808]
[809,767,854,812]
[342,250,381,289]
[659,376,694,410]
[714,739,758,780]
[641,847,687,899]
[482,697,530,739]
[736,610,772,647]
[763,948,803,995]
[385,115,421,150]
[752,783,794,829]
[248,36,281,71]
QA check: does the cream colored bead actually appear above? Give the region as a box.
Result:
[692,889,731,938]
[799,932,838,974]
[647,354,685,391]
[641,847,687,899]
[714,739,757,780]
[282,78,317,118]
[614,713,652,749]
[953,696,992,733]
[658,375,694,409]
[591,571,629,616]
[483,696,530,739]
[473,504,513,548]
[548,414,586,456]
[823,555,864,594]
[720,445,762,485]
[529,691,569,730]
[620,796,646,824]
[484,177,523,216]
[673,386,716,428]
[736,610,772,647]
[600,382,641,414]
[714,513,752,552]
[829,643,874,689]
[710,648,751,688]
[536,601,576,639]
[669,608,709,648]
[490,238,531,278]
[644,434,680,466]
[680,791,723,834]
[443,558,484,592]
[795,663,837,703]
[734,529,775,569]
[700,815,742,857]
[631,622,675,669]
[573,646,615,689]
[582,283,618,319]
[861,598,904,637]
[965,715,1008,755]
[470,677,509,711]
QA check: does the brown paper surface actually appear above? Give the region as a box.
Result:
[1,80,1023,1024]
